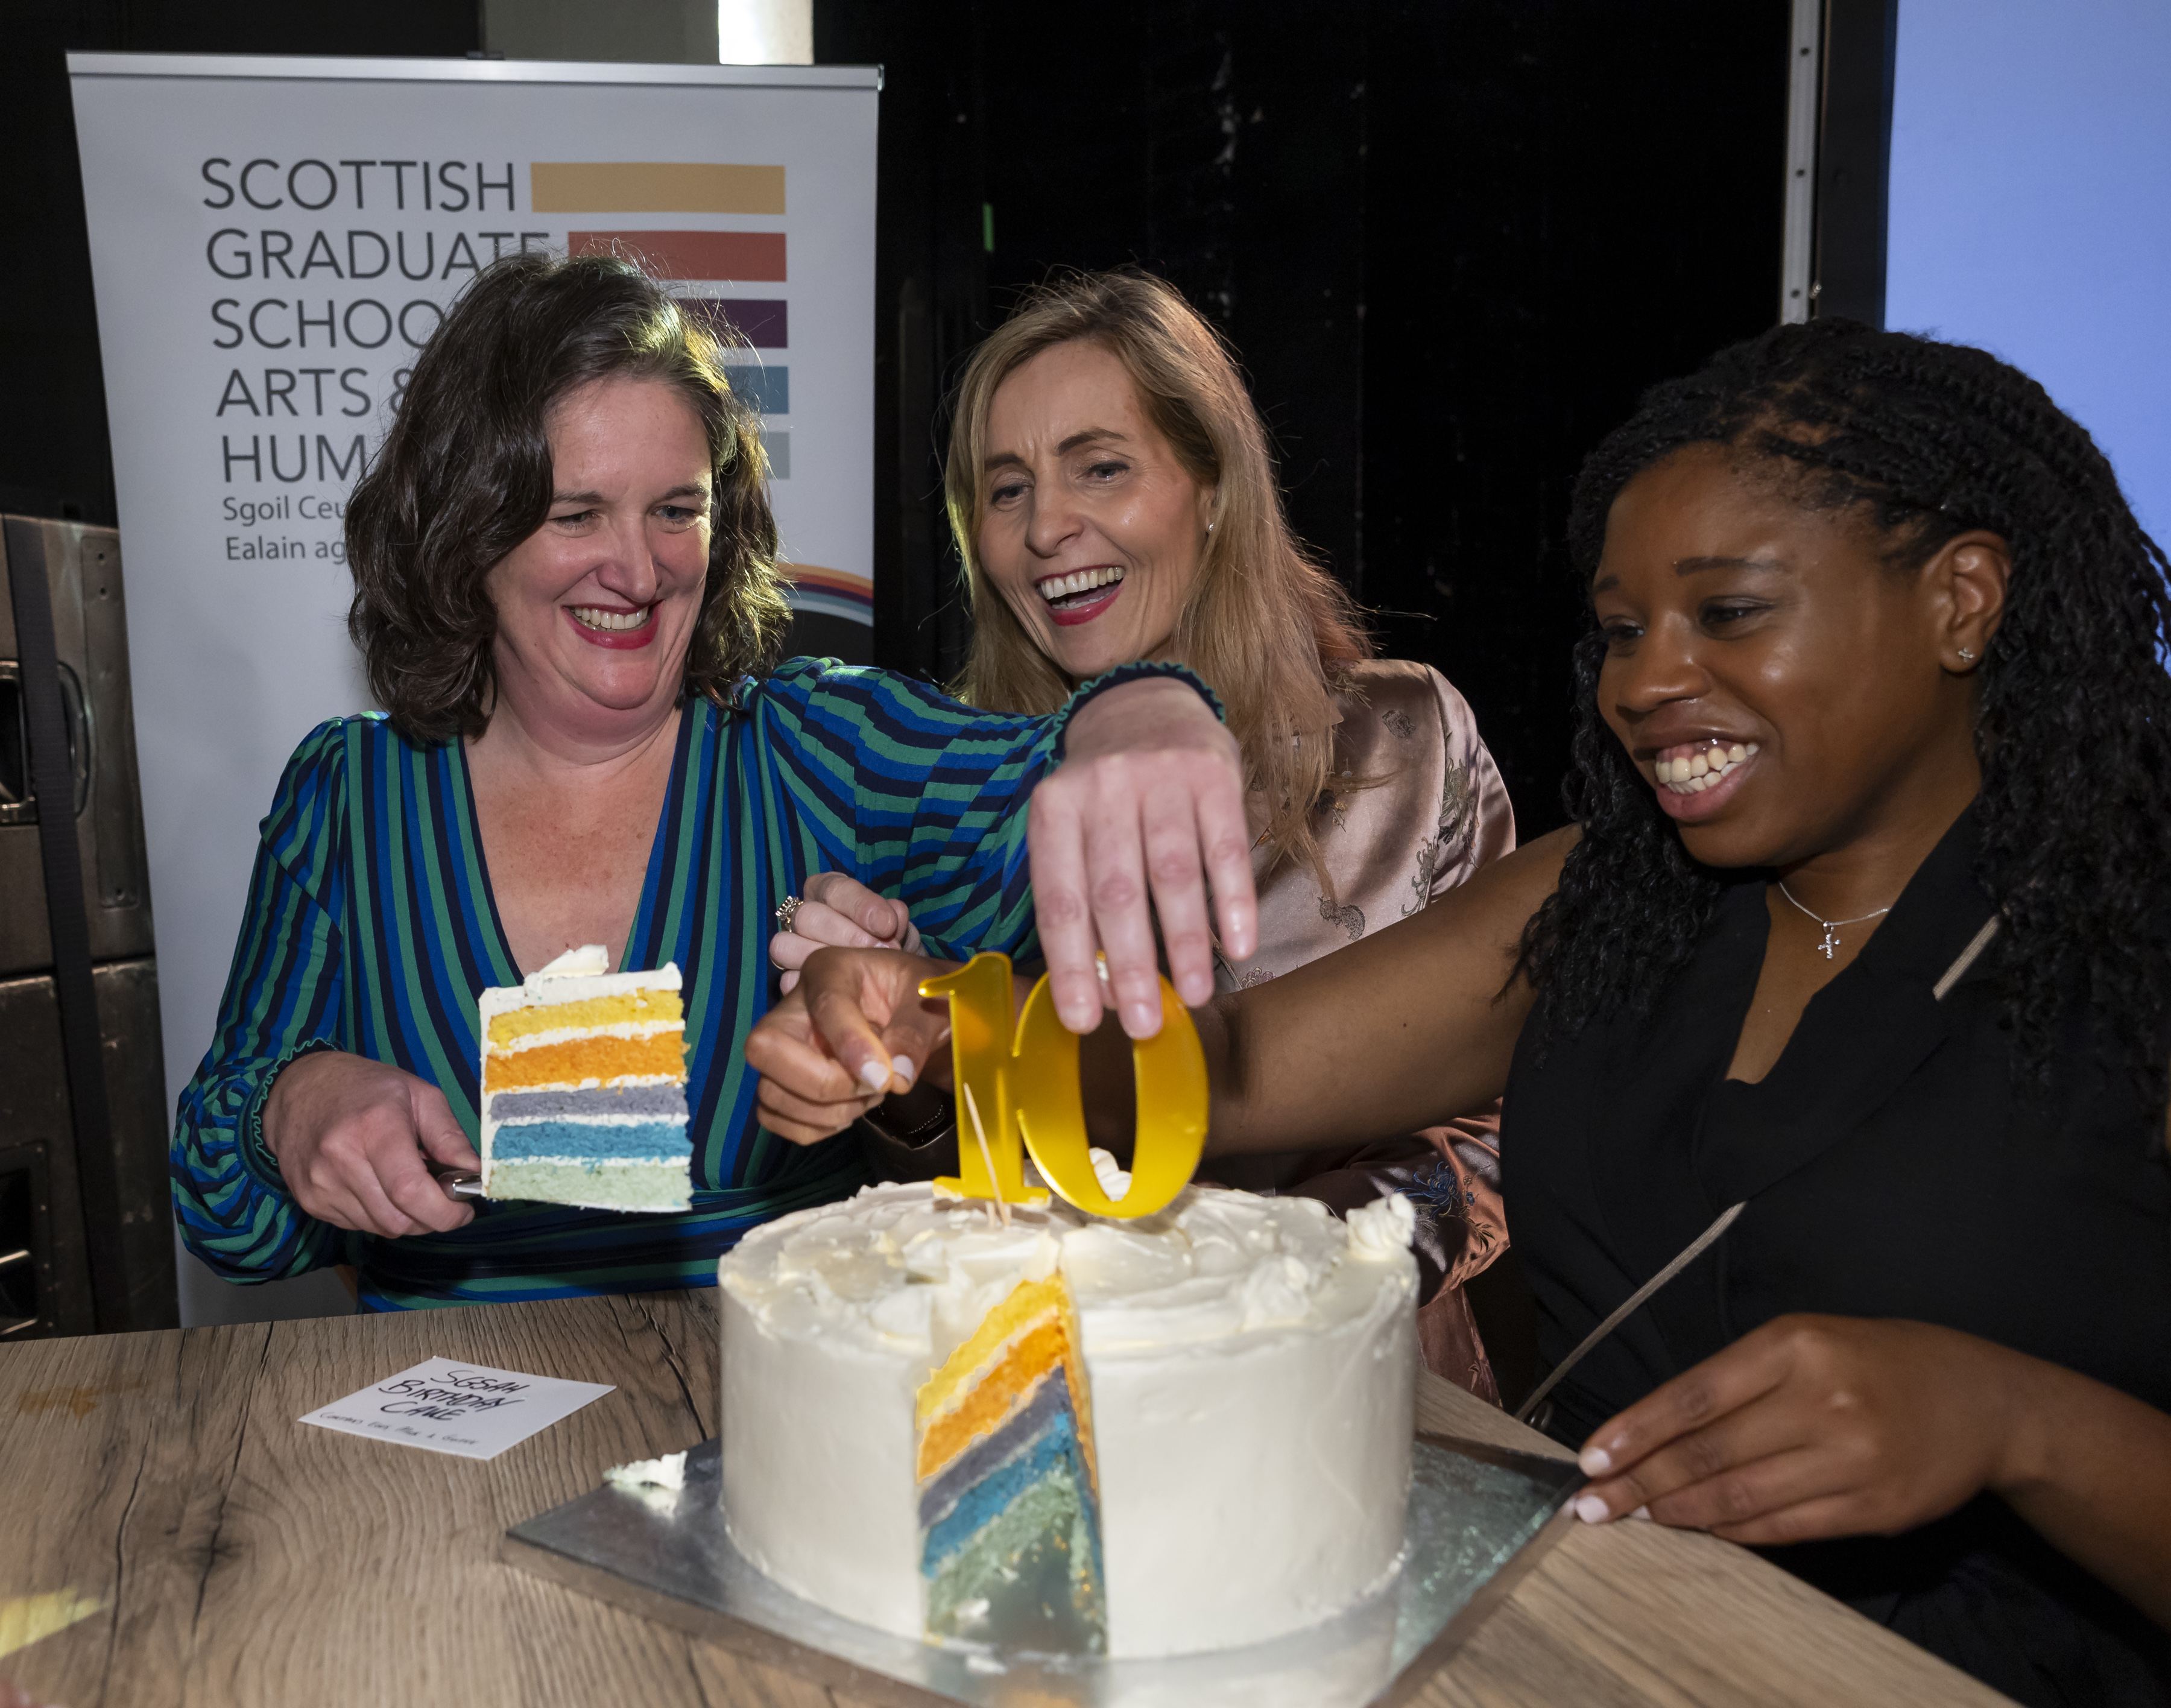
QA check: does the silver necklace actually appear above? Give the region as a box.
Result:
[1775,880,1892,960]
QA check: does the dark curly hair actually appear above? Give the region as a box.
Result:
[346,251,790,742]
[1518,317,2171,1110]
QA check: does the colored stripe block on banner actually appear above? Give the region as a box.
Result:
[531,162,785,215]
[680,297,787,348]
[725,365,789,415]
[779,560,871,612]
[569,230,786,281]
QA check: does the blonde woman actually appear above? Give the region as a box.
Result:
[773,271,1516,1395]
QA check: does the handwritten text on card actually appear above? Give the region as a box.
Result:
[298,1357,613,1460]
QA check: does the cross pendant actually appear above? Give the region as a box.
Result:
[1818,926,1839,959]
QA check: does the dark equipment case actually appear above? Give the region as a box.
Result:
[0,515,175,1337]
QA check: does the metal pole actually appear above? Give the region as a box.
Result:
[1780,0,1822,324]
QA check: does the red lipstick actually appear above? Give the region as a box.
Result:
[1042,580,1123,628]
[563,604,659,650]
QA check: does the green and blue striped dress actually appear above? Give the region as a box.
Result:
[173,658,1070,1310]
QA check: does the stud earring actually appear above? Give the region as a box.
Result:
[1957,646,1977,662]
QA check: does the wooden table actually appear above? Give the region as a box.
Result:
[0,1293,2012,1707]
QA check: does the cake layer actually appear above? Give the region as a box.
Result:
[487,1084,689,1122]
[922,1406,1103,1651]
[486,988,683,1046]
[487,1157,690,1210]
[918,1363,1069,1529]
[917,1270,1076,1425]
[482,1032,684,1090]
[923,1397,1091,1570]
[477,950,690,1215]
[488,1121,691,1161]
[915,1270,1105,1653]
[924,1484,1098,1651]
[917,1319,1069,1482]
[486,1019,681,1055]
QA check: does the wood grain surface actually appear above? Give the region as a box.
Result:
[0,1294,2014,1707]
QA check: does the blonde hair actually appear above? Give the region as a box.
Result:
[944,271,1371,884]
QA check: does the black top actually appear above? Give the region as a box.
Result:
[1502,809,2171,1707]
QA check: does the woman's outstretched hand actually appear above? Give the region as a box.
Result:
[769,870,921,994]
[1037,675,1254,1039]
[769,678,1249,1036]
[261,1049,480,1236]
[747,947,960,1145]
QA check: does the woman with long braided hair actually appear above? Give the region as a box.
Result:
[755,317,2171,1701]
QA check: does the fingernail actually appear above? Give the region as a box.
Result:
[1124,1002,1158,1037]
[1573,1494,1610,1525]
[890,1056,915,1088]
[1580,1446,1612,1475]
[859,1058,890,1092]
[1629,1505,1652,1522]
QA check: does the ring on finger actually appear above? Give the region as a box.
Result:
[774,894,801,932]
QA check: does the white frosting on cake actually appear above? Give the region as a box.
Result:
[718,1175,1417,1659]
[476,945,683,1023]
[605,1450,687,1491]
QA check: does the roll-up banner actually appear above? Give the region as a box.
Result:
[66,54,877,1119]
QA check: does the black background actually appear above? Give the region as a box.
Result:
[5,0,1789,833]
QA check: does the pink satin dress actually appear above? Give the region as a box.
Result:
[1199,657,1517,1401]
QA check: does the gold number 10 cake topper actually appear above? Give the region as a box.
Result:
[919,952,1208,1219]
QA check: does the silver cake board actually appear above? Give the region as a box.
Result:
[502,1434,1585,1708]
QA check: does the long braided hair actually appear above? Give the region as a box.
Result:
[1518,318,2171,1110]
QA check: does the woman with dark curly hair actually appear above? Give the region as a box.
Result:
[755,318,2171,1701]
[170,250,1256,1311]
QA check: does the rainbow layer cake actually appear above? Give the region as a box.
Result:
[478,944,690,1210]
[719,1175,1421,1658]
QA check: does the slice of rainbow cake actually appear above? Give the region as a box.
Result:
[914,1272,1106,1653]
[478,944,691,1211]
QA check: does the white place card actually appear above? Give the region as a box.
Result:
[298,1357,614,1460]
